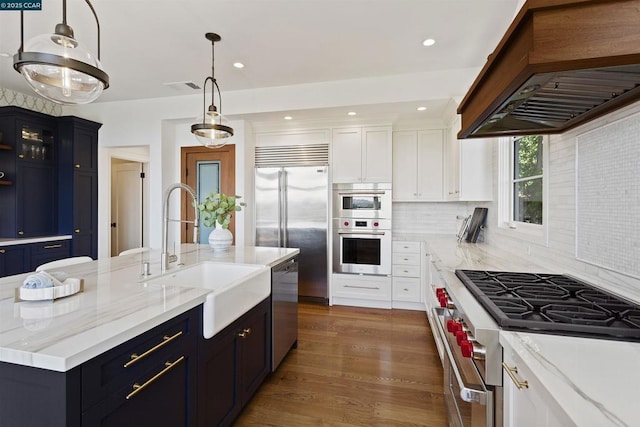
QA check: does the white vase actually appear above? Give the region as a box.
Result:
[208,221,233,252]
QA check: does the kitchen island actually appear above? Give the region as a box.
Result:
[0,244,299,426]
[423,234,639,427]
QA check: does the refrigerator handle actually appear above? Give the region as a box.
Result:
[277,170,283,247]
[282,170,288,247]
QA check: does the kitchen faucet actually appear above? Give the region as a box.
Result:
[162,183,199,273]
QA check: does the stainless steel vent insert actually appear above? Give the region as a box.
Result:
[255,144,329,167]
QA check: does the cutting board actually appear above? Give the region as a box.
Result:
[466,208,488,243]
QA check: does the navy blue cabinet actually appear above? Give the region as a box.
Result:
[0,108,57,238]
[0,306,200,427]
[58,116,101,259]
[198,297,271,426]
[0,244,28,277]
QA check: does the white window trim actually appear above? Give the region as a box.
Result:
[497,135,549,246]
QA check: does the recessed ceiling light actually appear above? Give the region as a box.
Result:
[422,38,436,47]
[347,111,356,116]
[284,116,292,120]
[233,62,245,69]
[417,106,427,111]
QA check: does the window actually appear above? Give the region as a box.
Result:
[498,134,548,244]
[512,135,543,224]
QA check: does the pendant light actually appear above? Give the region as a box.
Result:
[13,0,109,105]
[190,33,234,148]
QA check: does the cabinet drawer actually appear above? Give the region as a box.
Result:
[30,240,71,271]
[332,274,391,300]
[392,277,421,302]
[81,307,199,411]
[30,239,71,255]
[392,241,421,254]
[393,264,421,277]
[392,252,421,266]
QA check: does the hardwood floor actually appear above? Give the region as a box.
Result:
[235,303,448,426]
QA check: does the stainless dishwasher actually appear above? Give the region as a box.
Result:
[271,256,298,371]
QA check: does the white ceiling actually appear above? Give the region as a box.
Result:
[0,0,521,124]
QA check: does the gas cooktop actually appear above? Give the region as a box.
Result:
[455,270,640,342]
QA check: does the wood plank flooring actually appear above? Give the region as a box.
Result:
[235,303,448,426]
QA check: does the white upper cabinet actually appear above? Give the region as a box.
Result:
[332,126,392,183]
[393,129,444,201]
[445,115,493,201]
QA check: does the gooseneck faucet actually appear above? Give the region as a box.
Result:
[162,183,199,273]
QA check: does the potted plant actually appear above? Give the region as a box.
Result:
[197,192,246,251]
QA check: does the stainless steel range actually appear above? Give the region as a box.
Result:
[431,269,640,427]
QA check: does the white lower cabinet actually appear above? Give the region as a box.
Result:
[502,338,576,427]
[391,241,425,310]
[331,273,392,309]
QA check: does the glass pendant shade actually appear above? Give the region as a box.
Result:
[191,107,234,148]
[15,32,108,105]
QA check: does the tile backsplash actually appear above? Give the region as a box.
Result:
[392,202,480,234]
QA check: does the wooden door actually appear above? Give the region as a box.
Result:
[181,145,236,244]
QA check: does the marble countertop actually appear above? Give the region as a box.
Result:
[0,244,299,372]
[421,234,639,427]
[0,235,72,246]
[500,332,638,427]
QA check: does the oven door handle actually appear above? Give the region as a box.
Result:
[338,231,386,236]
[432,308,489,405]
[338,191,386,196]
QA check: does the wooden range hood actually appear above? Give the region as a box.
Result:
[457,0,640,138]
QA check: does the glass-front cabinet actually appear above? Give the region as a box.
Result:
[0,107,57,238]
[18,122,55,162]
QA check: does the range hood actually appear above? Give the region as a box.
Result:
[457,0,640,138]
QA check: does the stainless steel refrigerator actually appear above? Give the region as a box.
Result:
[255,166,328,302]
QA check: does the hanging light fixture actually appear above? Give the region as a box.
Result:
[191,33,234,148]
[13,0,109,105]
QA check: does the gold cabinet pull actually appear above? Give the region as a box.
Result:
[74,229,80,233]
[74,164,81,168]
[502,362,529,389]
[44,244,62,249]
[237,328,252,338]
[0,249,5,254]
[18,154,24,159]
[124,331,183,368]
[126,356,185,400]
[18,231,24,235]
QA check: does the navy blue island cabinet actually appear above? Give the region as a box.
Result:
[0,298,273,426]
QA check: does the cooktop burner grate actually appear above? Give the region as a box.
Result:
[455,270,640,341]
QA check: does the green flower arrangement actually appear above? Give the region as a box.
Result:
[197,192,246,229]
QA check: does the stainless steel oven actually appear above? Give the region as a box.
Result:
[332,218,391,275]
[432,305,495,427]
[332,183,392,219]
[429,280,503,427]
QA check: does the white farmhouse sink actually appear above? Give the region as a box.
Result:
[142,262,270,339]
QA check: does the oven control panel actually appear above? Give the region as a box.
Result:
[337,218,391,230]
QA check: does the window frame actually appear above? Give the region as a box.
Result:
[497,134,549,245]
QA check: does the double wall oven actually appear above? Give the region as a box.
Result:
[332,183,392,276]
[429,268,640,427]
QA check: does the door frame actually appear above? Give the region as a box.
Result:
[181,145,236,243]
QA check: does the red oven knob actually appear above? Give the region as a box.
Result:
[460,341,474,358]
[447,320,462,334]
[456,331,468,345]
[436,288,445,299]
[438,295,448,308]
[343,221,349,227]
[373,221,379,227]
